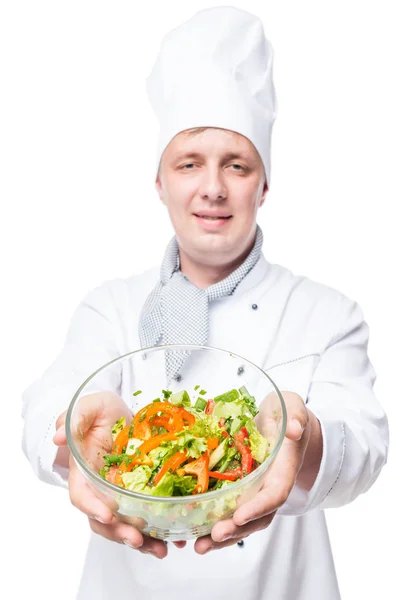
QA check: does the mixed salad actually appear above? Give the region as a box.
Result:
[100,386,271,497]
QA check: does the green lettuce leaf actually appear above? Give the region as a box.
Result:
[213,400,246,420]
[245,419,270,463]
[187,413,221,439]
[148,471,175,496]
[122,465,152,492]
[175,431,208,459]
[147,445,175,469]
[172,475,197,495]
[169,389,191,407]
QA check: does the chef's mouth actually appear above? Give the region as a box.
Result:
[193,214,232,220]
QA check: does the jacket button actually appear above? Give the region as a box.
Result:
[237,540,245,547]
[251,303,258,310]
[237,366,245,376]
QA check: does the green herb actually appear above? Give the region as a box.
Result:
[162,389,172,399]
[199,389,207,396]
[194,385,200,391]
[133,390,142,396]
[103,454,127,467]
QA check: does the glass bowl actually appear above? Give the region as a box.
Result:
[65,344,287,541]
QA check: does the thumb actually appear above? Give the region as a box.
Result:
[280,391,309,442]
[53,424,66,446]
[285,418,305,442]
[53,411,67,445]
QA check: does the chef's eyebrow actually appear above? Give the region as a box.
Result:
[173,151,249,162]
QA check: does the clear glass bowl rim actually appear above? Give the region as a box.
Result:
[65,344,287,504]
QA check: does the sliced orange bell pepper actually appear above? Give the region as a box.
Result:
[137,432,178,456]
[132,419,152,440]
[112,423,134,454]
[118,452,154,473]
[117,433,178,475]
[207,437,219,450]
[153,451,187,486]
[131,406,152,440]
[180,452,210,494]
[150,415,172,428]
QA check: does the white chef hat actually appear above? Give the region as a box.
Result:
[146,6,277,187]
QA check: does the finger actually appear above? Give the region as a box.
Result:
[195,514,275,554]
[173,541,187,548]
[89,517,168,558]
[280,392,309,442]
[210,513,275,545]
[233,440,302,526]
[138,536,169,559]
[194,533,239,555]
[89,515,144,549]
[53,424,66,446]
[68,460,114,524]
[285,413,309,442]
[56,411,67,430]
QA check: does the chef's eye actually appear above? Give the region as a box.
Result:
[181,163,196,170]
[230,164,245,171]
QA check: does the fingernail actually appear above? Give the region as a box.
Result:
[292,419,304,440]
[91,515,107,524]
[218,534,231,542]
[142,550,162,559]
[123,539,139,549]
[237,519,249,527]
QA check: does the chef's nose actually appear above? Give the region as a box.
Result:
[199,166,228,202]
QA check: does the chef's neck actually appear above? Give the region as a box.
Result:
[178,240,255,290]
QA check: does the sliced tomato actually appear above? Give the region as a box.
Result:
[105,465,123,486]
[208,467,242,481]
[205,399,215,415]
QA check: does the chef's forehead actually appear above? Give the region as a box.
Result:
[162,127,262,160]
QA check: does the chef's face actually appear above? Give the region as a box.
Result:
[156,127,268,268]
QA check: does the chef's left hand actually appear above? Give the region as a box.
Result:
[194,391,323,555]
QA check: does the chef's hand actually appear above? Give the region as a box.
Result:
[194,391,323,554]
[53,392,186,560]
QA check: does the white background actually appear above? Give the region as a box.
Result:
[1,1,399,598]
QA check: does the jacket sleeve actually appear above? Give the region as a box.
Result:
[278,297,389,516]
[21,283,123,489]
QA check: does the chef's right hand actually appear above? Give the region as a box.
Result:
[53,391,184,559]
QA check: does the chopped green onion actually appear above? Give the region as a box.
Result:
[214,389,240,403]
[133,390,142,396]
[239,385,250,397]
[194,397,207,411]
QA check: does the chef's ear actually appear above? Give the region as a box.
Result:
[259,177,268,207]
[155,164,166,205]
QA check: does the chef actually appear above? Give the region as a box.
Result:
[21,7,388,600]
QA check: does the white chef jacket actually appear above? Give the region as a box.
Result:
[21,255,389,600]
